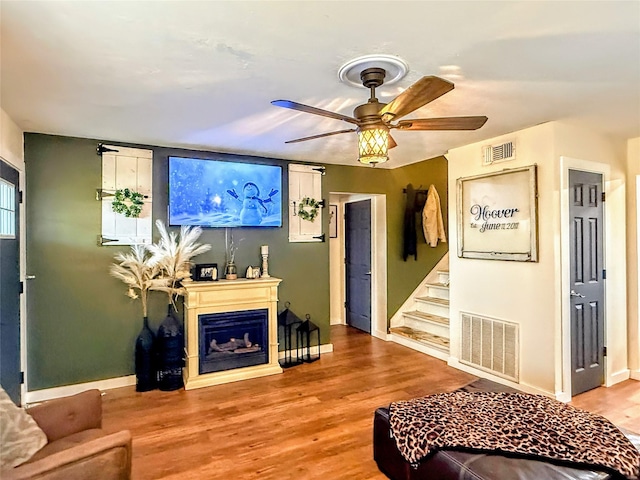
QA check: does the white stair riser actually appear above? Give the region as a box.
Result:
[403,316,450,339]
[437,271,450,285]
[415,300,449,318]
[426,285,449,300]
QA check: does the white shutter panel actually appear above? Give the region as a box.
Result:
[100,145,153,246]
[288,164,323,242]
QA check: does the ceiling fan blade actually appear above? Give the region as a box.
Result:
[272,100,359,125]
[388,134,398,149]
[380,76,454,122]
[394,116,488,131]
[284,128,356,144]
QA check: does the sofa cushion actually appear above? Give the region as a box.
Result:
[26,428,106,463]
[0,386,48,468]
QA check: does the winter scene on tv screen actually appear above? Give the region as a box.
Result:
[169,157,282,228]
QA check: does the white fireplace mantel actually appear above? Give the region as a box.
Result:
[182,277,283,390]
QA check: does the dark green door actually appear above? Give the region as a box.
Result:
[0,160,21,404]
[345,200,372,333]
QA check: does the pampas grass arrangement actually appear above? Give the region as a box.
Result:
[147,220,211,308]
[110,245,159,317]
[111,220,211,314]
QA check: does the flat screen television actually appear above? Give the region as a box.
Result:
[168,156,282,228]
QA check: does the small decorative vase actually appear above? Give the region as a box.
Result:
[135,317,157,392]
[156,305,184,391]
[225,261,238,280]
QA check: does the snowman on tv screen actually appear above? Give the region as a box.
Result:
[227,182,278,225]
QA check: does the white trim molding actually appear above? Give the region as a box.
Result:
[24,375,136,405]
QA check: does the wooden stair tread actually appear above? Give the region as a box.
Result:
[415,296,449,307]
[426,282,449,289]
[402,310,449,326]
[390,326,450,350]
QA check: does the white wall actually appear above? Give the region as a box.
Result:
[627,137,640,378]
[447,121,628,398]
[1,108,24,170]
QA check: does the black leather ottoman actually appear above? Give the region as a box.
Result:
[373,380,640,480]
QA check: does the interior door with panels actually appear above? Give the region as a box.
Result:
[569,169,605,396]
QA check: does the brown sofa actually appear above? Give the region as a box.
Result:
[2,389,132,480]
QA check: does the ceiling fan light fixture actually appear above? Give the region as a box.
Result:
[358,126,389,166]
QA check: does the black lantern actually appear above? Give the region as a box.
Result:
[296,314,320,363]
[278,302,303,368]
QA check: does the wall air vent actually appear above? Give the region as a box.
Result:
[460,312,519,382]
[483,141,515,165]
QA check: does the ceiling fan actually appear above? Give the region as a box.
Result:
[272,67,488,165]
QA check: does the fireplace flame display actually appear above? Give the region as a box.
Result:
[206,333,262,358]
[199,309,268,374]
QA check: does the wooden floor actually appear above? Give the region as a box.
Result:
[102,325,640,480]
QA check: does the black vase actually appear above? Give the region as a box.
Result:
[135,316,157,392]
[156,305,185,391]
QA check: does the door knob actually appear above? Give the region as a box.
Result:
[570,290,585,298]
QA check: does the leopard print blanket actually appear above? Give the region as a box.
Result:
[389,391,640,480]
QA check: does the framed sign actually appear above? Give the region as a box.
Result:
[457,165,538,262]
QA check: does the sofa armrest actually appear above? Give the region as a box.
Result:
[3,430,132,480]
[27,390,102,442]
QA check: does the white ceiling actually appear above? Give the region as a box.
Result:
[1,1,639,168]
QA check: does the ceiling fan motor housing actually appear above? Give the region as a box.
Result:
[354,101,388,128]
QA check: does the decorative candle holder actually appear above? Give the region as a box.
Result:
[260,245,270,278]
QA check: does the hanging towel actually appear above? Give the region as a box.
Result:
[422,184,447,247]
[403,184,418,261]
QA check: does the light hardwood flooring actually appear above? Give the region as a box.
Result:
[101,325,640,479]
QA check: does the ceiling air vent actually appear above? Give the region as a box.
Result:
[483,141,515,165]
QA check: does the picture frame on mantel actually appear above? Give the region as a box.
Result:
[457,165,538,262]
[194,263,218,281]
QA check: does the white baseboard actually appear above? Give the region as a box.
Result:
[607,368,630,387]
[391,333,449,362]
[631,370,640,381]
[24,375,136,405]
[447,357,556,399]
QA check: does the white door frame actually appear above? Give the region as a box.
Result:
[330,192,387,340]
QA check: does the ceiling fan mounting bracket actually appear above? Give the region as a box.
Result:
[360,67,386,89]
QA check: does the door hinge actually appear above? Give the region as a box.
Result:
[603,346,607,357]
[602,269,606,280]
[18,190,23,204]
[96,143,119,155]
[19,281,24,294]
[601,191,606,202]
[20,372,24,384]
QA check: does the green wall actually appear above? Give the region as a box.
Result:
[25,133,447,390]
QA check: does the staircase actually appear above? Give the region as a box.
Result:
[389,256,450,361]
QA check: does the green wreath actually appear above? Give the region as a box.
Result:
[298,196,321,222]
[112,188,144,218]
